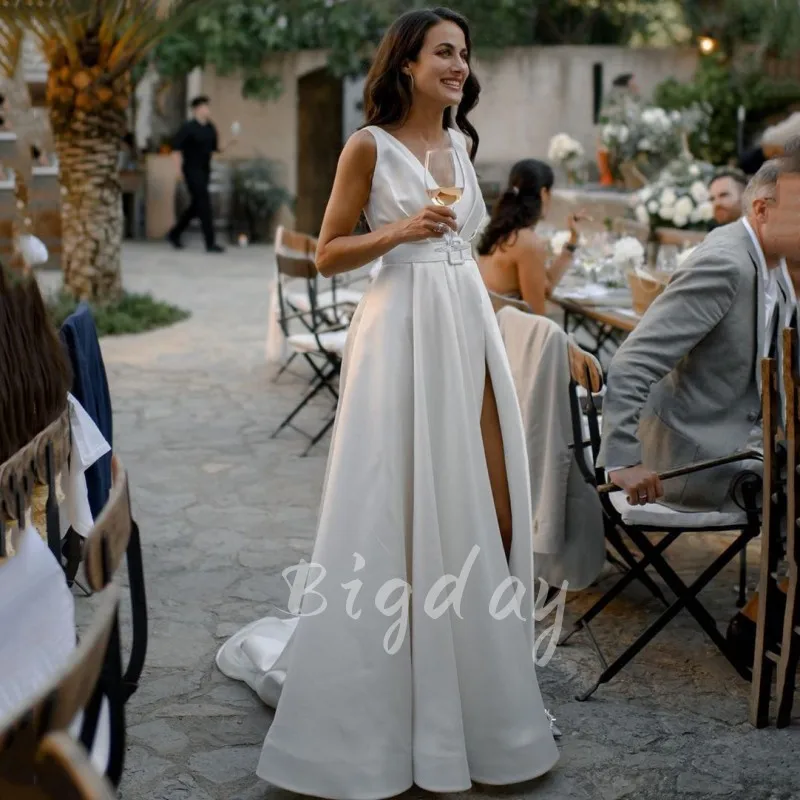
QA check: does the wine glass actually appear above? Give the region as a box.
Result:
[424,148,464,249]
[656,244,678,274]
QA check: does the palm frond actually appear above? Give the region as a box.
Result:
[1,0,218,74]
[0,21,24,78]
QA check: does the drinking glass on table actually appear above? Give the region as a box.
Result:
[656,244,679,273]
[424,148,464,249]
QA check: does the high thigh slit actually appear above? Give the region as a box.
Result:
[480,368,513,559]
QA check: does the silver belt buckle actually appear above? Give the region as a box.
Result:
[447,246,465,265]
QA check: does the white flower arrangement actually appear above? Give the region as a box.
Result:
[600,102,712,180]
[601,123,631,150]
[630,157,716,231]
[548,133,584,166]
[612,236,645,271]
[548,133,586,184]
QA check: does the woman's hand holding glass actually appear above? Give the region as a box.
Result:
[395,205,458,244]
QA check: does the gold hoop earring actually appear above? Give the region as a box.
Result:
[406,73,415,93]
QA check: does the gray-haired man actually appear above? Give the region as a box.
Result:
[600,159,800,510]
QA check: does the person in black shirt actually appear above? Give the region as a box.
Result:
[168,95,234,253]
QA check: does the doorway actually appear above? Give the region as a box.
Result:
[296,69,343,236]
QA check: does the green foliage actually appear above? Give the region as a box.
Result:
[155,0,386,100]
[47,291,190,336]
[680,0,800,58]
[154,0,671,100]
[654,54,800,165]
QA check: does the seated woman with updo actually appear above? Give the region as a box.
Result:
[478,159,600,391]
[477,159,580,314]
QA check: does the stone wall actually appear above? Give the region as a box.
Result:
[470,46,697,186]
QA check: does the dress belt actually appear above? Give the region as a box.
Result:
[381,239,474,266]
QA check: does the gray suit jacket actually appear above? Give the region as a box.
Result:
[598,220,786,511]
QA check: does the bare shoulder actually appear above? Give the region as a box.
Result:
[513,227,547,257]
[339,129,378,173]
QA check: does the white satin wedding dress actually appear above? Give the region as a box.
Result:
[217,125,560,799]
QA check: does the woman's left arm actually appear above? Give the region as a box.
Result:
[544,213,583,295]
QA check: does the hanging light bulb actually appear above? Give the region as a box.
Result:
[698,33,718,55]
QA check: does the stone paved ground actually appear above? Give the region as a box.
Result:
[42,242,799,800]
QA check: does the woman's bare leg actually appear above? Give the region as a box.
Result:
[480,370,513,560]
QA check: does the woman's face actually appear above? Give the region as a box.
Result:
[406,21,469,109]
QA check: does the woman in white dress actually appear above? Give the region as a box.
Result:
[217,7,560,798]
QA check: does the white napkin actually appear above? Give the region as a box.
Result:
[61,394,111,538]
[563,284,610,300]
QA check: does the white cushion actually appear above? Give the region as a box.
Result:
[608,492,747,529]
[286,289,362,313]
[288,330,348,355]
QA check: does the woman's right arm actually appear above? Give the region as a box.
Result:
[315,131,456,277]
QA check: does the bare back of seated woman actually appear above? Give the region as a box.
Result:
[476,159,602,392]
[477,159,579,314]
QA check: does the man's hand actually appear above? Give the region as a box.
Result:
[608,465,663,506]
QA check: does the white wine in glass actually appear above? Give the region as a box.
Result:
[426,185,463,206]
[424,147,464,246]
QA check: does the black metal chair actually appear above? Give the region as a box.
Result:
[79,456,147,785]
[271,226,360,384]
[271,241,352,456]
[563,372,764,701]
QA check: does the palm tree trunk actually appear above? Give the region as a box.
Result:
[55,132,123,303]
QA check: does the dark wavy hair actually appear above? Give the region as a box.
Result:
[0,265,72,464]
[477,159,554,256]
[362,7,480,160]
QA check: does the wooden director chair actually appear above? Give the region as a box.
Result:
[0,584,123,798]
[0,410,71,565]
[776,328,800,726]
[750,333,800,728]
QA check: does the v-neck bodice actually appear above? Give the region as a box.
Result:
[362,125,484,243]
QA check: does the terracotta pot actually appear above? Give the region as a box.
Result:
[596,148,615,187]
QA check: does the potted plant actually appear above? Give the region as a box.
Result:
[231,158,292,243]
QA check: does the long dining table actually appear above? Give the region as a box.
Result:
[549,281,641,366]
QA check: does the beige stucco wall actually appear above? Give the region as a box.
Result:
[470,46,698,183]
[199,50,328,196]
[194,46,697,230]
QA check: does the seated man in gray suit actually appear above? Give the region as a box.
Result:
[599,159,800,510]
